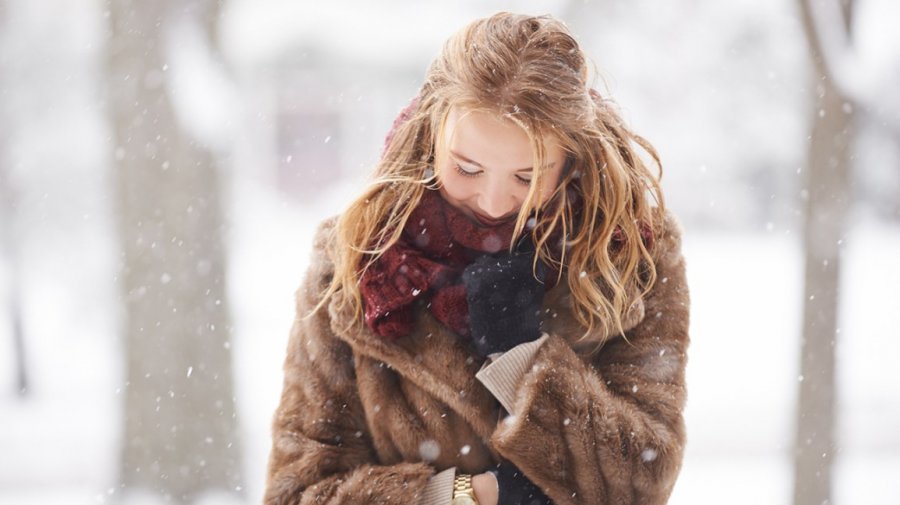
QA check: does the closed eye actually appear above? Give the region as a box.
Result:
[455,164,532,186]
[454,164,481,177]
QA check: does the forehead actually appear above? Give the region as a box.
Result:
[443,106,561,170]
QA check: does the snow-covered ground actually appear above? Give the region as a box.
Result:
[2,175,898,504]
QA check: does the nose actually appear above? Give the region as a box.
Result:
[476,179,518,219]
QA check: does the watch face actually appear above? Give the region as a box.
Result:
[451,497,477,505]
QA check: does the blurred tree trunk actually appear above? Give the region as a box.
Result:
[107,0,243,502]
[794,1,856,504]
[0,127,28,398]
[0,0,28,398]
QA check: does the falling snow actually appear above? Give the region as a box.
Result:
[418,439,441,462]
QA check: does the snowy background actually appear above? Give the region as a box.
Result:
[1,0,899,504]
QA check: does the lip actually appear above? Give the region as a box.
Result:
[472,211,514,227]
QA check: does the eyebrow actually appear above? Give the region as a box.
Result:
[450,149,555,173]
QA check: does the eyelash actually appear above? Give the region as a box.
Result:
[454,164,532,186]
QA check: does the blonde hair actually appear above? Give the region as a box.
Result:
[313,12,666,350]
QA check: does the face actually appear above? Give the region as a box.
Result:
[435,106,567,227]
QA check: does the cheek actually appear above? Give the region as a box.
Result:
[536,166,565,202]
[538,179,556,202]
[437,167,472,200]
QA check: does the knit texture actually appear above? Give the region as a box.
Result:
[359,188,523,340]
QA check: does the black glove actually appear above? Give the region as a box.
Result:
[490,460,553,505]
[461,236,546,356]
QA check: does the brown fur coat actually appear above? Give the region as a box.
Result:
[264,208,690,504]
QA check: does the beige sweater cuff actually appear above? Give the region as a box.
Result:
[418,466,456,505]
[475,334,550,414]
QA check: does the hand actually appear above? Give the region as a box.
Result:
[490,461,553,505]
[472,472,499,505]
[461,236,546,356]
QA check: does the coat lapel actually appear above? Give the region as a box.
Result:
[329,292,502,444]
[540,275,646,355]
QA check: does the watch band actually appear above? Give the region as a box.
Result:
[452,473,479,505]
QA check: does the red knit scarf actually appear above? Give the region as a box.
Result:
[359,188,530,340]
[358,188,654,341]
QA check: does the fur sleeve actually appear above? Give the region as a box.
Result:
[264,218,437,505]
[490,210,690,505]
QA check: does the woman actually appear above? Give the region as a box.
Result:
[265,12,690,505]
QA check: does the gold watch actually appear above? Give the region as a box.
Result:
[452,473,479,505]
